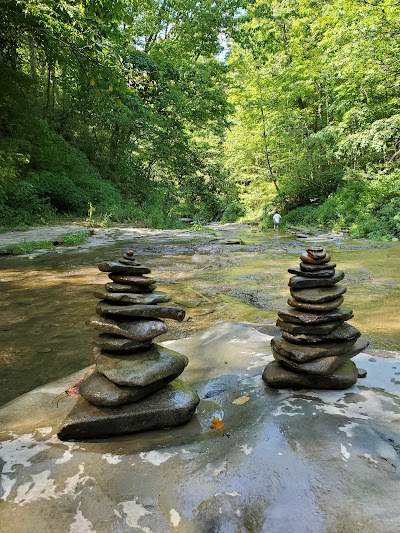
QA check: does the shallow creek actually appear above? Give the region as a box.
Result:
[0,223,399,406]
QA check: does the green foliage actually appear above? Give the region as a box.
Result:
[2,0,400,237]
[0,240,54,255]
[221,201,245,222]
[0,230,88,255]
[0,0,249,229]
[281,169,400,239]
[225,0,400,237]
[61,231,89,245]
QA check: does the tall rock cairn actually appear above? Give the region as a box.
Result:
[58,249,199,440]
[263,246,369,390]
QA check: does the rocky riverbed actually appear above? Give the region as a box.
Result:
[0,222,399,532]
[0,222,399,406]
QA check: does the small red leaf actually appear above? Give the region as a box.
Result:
[65,367,95,398]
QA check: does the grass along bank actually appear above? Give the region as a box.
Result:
[0,230,90,256]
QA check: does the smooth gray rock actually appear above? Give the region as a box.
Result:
[306,250,327,261]
[96,302,185,322]
[288,267,334,278]
[271,335,358,363]
[95,344,188,386]
[263,360,358,389]
[289,270,344,289]
[117,257,141,265]
[278,307,353,325]
[58,379,200,440]
[273,338,370,375]
[300,253,331,264]
[86,316,168,340]
[277,318,342,335]
[105,282,156,293]
[281,323,361,344]
[93,334,152,351]
[288,295,344,312]
[108,274,156,285]
[300,261,336,272]
[94,290,171,305]
[79,370,180,407]
[98,261,151,275]
[290,285,347,304]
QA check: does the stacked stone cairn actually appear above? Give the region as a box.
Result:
[263,246,369,390]
[58,249,199,440]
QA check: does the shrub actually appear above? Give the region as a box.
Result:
[279,169,400,240]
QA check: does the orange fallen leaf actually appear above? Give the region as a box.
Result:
[210,417,224,430]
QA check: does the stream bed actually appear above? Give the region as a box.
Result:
[0,222,399,406]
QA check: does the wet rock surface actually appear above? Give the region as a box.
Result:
[290,285,347,303]
[86,316,168,340]
[59,379,199,440]
[263,360,359,389]
[94,345,188,386]
[79,370,180,407]
[93,334,151,351]
[280,322,361,344]
[58,250,198,439]
[289,270,344,288]
[273,338,369,375]
[264,247,369,389]
[1,322,399,533]
[278,307,354,325]
[288,294,344,312]
[94,289,171,305]
[96,302,185,321]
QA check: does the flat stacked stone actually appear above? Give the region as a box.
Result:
[263,246,369,390]
[58,249,199,440]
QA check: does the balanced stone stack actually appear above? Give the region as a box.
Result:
[263,246,369,390]
[58,249,199,440]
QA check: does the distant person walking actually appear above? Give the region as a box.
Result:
[273,212,281,231]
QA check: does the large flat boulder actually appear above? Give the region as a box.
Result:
[0,322,399,533]
[263,360,358,389]
[58,379,199,440]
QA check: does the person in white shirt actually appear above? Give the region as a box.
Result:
[273,212,281,231]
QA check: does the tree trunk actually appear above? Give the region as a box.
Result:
[259,94,280,193]
[28,37,37,79]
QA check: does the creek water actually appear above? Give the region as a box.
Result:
[0,223,399,406]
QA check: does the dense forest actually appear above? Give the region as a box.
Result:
[1,0,400,238]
